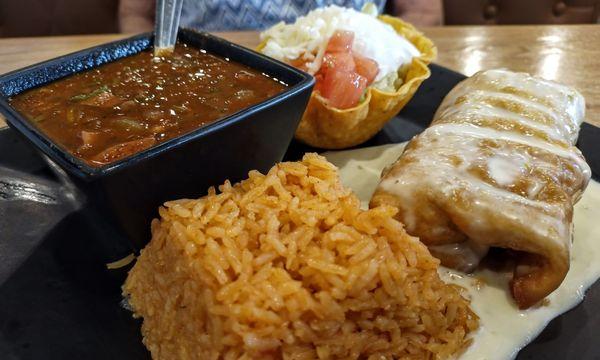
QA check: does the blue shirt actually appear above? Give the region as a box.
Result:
[180,0,387,31]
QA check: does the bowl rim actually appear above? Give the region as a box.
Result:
[0,30,314,181]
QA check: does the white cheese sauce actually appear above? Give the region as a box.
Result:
[428,123,590,172]
[324,142,600,360]
[487,154,526,186]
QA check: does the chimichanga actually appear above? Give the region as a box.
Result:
[370,69,591,308]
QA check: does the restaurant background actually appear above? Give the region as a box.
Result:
[0,0,598,38]
[1,0,600,358]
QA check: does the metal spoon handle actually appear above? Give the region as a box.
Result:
[154,0,183,56]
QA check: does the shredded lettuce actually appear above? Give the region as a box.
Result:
[372,71,400,92]
[372,64,410,93]
[361,2,379,17]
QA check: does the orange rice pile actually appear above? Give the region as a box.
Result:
[123,153,478,359]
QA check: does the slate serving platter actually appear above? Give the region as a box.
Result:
[1,64,599,360]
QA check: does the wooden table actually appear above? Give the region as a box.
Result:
[0,25,599,127]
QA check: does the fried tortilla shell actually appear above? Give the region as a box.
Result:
[258,15,436,149]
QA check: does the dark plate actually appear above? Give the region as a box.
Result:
[1,64,599,359]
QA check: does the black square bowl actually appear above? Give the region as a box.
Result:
[0,29,314,261]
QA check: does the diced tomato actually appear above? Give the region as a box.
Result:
[325,30,355,53]
[320,52,356,74]
[353,54,379,85]
[80,130,104,148]
[307,29,379,109]
[318,70,367,109]
[90,137,156,165]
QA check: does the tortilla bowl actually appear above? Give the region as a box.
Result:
[258,15,437,149]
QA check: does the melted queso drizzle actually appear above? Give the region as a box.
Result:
[324,142,600,360]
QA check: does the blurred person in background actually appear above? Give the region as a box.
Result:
[2,0,594,38]
[118,0,443,33]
